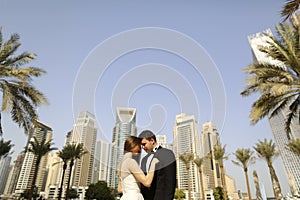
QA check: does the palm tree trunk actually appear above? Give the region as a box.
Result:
[187,166,191,200]
[253,171,262,200]
[253,170,262,200]
[28,157,41,200]
[268,163,282,200]
[0,112,3,135]
[219,161,227,200]
[244,168,252,200]
[199,169,205,200]
[58,163,67,200]
[66,159,74,200]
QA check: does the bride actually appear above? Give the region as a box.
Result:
[118,136,158,200]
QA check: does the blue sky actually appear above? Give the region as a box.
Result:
[0,0,292,197]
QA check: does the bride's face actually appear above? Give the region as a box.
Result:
[131,145,141,162]
[131,145,141,155]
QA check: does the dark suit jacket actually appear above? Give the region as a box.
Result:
[141,146,176,200]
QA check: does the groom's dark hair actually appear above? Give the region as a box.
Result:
[138,130,156,142]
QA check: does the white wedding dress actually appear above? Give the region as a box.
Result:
[119,153,144,200]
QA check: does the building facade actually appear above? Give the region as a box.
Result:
[109,107,137,189]
[43,151,61,199]
[14,121,53,197]
[0,156,12,194]
[174,113,201,200]
[2,154,24,198]
[92,140,111,184]
[201,122,222,192]
[71,111,97,188]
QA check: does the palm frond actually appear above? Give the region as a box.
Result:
[1,52,36,68]
[0,27,2,49]
[0,138,14,159]
[0,28,47,135]
[281,0,300,21]
[254,139,278,164]
[179,152,194,165]
[286,138,300,156]
[0,33,21,63]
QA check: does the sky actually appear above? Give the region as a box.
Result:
[0,0,293,197]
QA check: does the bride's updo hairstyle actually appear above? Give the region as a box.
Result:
[124,136,141,153]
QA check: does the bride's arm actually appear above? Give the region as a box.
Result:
[117,166,122,194]
[128,158,159,187]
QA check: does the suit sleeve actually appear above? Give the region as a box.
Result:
[164,150,176,199]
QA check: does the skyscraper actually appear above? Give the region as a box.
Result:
[0,156,12,194]
[92,140,111,184]
[201,122,222,191]
[43,150,61,199]
[268,111,300,195]
[70,111,97,188]
[14,121,53,196]
[109,107,137,189]
[174,113,201,200]
[248,29,300,195]
[2,154,24,198]
[156,134,173,150]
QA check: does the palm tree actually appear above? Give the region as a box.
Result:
[65,143,86,200]
[241,22,300,138]
[174,188,186,200]
[281,0,300,21]
[212,144,228,200]
[286,138,300,156]
[232,148,255,200]
[194,156,205,200]
[0,137,13,159]
[254,139,282,200]
[179,152,194,200]
[57,144,74,200]
[253,170,263,200]
[0,27,48,135]
[27,136,57,200]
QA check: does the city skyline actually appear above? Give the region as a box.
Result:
[0,0,293,197]
[0,108,295,198]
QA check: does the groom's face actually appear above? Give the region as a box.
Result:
[141,138,155,153]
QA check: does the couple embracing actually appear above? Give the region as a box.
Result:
[118,130,176,200]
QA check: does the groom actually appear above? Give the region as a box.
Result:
[138,130,176,200]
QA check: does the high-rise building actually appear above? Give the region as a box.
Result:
[44,112,97,200]
[225,175,239,200]
[92,140,111,184]
[174,113,201,200]
[109,107,137,189]
[156,134,173,151]
[70,111,97,188]
[14,121,53,196]
[0,156,12,194]
[201,122,222,192]
[44,150,61,199]
[2,153,24,198]
[249,30,300,195]
[268,111,300,195]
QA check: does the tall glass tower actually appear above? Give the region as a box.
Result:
[109,107,137,189]
[71,111,97,188]
[92,140,111,184]
[201,122,222,192]
[248,30,300,195]
[173,113,201,200]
